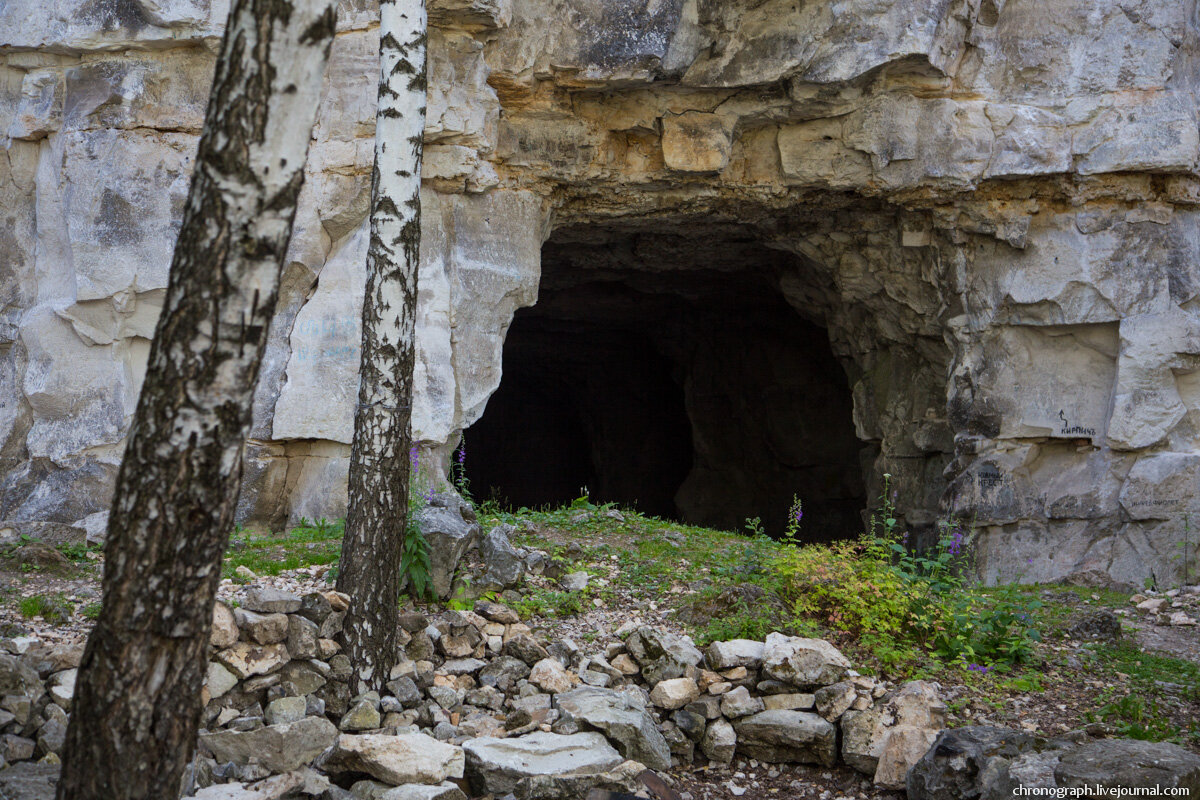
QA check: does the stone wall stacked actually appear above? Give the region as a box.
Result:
[4,0,1200,584]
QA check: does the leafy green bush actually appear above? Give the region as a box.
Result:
[773,476,1041,670]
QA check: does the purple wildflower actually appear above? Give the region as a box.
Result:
[966,663,990,674]
[425,486,437,503]
[947,526,965,555]
[455,444,466,464]
[409,444,419,470]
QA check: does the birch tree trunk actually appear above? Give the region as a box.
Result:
[55,1,337,797]
[336,0,428,695]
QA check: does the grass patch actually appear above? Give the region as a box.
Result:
[223,518,343,579]
[18,593,73,624]
[514,588,585,619]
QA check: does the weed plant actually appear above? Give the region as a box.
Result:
[773,475,1042,670]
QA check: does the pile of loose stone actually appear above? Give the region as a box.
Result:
[0,579,1198,800]
[1129,585,1200,627]
[171,581,949,799]
[0,581,942,799]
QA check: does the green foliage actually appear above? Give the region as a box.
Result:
[55,542,98,563]
[514,588,584,619]
[1086,692,1178,742]
[223,518,342,578]
[774,475,1041,671]
[18,593,72,623]
[696,595,778,645]
[81,601,103,620]
[1000,672,1044,693]
[403,449,437,601]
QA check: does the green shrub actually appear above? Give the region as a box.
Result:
[772,477,1041,670]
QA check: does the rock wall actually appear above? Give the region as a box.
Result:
[3,0,1200,585]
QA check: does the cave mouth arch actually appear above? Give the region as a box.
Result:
[463,220,869,541]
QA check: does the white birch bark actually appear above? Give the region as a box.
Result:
[337,0,428,693]
[56,0,338,796]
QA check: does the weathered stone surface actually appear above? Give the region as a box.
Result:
[242,588,302,615]
[841,680,945,788]
[212,602,239,648]
[417,499,482,599]
[323,733,465,786]
[528,657,578,694]
[5,0,1200,587]
[761,634,851,687]
[649,678,700,711]
[706,640,764,671]
[0,762,59,800]
[733,710,837,766]
[480,525,525,588]
[462,731,623,795]
[554,686,671,771]
[908,727,1200,800]
[216,643,290,679]
[200,717,338,773]
[700,718,736,765]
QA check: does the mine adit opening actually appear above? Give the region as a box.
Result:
[463,222,869,541]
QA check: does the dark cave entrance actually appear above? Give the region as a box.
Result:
[463,222,869,541]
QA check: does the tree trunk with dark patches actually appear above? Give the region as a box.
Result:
[55,1,337,797]
[336,0,428,694]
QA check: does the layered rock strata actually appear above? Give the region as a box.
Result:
[4,0,1200,582]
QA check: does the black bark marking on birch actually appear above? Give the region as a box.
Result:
[54,0,337,796]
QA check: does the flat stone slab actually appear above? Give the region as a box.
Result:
[463,731,623,795]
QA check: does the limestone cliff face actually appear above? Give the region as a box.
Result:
[2,0,1199,585]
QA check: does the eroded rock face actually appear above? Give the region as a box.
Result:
[3,0,1200,582]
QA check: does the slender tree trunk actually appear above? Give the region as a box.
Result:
[55,1,337,797]
[336,0,428,694]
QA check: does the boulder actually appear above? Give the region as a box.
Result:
[480,525,525,588]
[234,609,290,645]
[649,678,700,710]
[626,628,703,686]
[200,717,338,773]
[907,726,1065,800]
[814,681,855,721]
[216,643,290,679]
[1055,739,1200,792]
[241,587,302,614]
[286,615,320,659]
[376,784,468,800]
[264,696,307,726]
[0,763,59,800]
[842,680,945,788]
[462,731,624,795]
[417,502,481,599]
[188,771,311,799]
[529,658,578,694]
[706,639,765,670]
[733,710,837,766]
[323,733,465,786]
[554,686,671,770]
[761,634,850,687]
[560,572,589,592]
[700,718,736,764]
[474,600,520,624]
[719,686,764,719]
[211,602,240,648]
[503,634,549,666]
[0,655,41,698]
